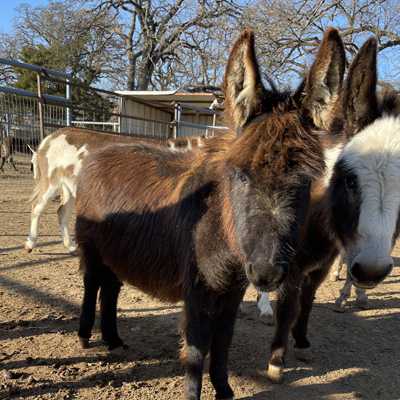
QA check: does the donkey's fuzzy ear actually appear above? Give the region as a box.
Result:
[343,37,378,135]
[300,28,346,130]
[223,29,266,131]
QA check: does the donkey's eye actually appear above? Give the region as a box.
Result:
[235,169,250,185]
[345,175,357,190]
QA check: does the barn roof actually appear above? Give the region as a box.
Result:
[115,90,222,115]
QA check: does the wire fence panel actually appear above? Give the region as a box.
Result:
[0,93,66,153]
[121,116,171,140]
[0,58,224,182]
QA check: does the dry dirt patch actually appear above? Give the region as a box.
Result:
[0,175,399,399]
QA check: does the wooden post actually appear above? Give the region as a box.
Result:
[173,102,180,139]
[66,76,71,126]
[211,112,217,137]
[36,73,44,142]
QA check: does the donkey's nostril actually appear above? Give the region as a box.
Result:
[246,262,254,276]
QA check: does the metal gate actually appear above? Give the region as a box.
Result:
[0,58,225,180]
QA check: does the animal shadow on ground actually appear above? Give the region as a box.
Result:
[1,249,399,399]
[0,281,399,399]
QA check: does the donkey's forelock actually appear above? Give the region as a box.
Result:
[226,112,325,184]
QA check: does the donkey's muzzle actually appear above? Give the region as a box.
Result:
[245,261,286,291]
[350,261,393,289]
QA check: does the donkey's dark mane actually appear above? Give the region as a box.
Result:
[379,89,400,116]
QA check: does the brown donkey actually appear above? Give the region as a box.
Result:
[25,127,207,253]
[264,38,389,383]
[75,28,343,399]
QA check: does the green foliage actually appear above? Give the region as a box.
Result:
[14,43,114,121]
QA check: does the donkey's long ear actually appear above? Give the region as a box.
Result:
[299,28,346,130]
[343,37,378,135]
[224,29,266,131]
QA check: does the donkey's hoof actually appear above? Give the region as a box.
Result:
[294,347,313,363]
[107,345,128,357]
[103,338,129,352]
[264,314,274,326]
[267,363,283,383]
[25,241,34,253]
[215,388,234,399]
[355,299,368,310]
[66,244,77,254]
[79,337,90,349]
[333,300,346,313]
[68,247,78,255]
[331,273,339,282]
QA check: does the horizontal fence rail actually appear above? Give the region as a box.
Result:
[0,58,225,179]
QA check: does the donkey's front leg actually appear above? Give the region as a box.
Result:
[355,286,368,309]
[209,290,244,399]
[181,297,213,400]
[267,280,301,383]
[334,268,352,311]
[331,255,345,281]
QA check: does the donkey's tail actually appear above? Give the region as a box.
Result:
[27,145,39,181]
[28,148,42,204]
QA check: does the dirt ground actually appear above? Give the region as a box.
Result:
[1,164,399,400]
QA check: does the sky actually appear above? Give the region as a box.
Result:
[0,1,47,34]
[0,1,398,87]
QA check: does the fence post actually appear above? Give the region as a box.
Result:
[36,73,44,142]
[211,112,217,138]
[66,76,71,126]
[173,103,182,139]
[172,102,178,139]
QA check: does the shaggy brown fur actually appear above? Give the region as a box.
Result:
[75,28,344,399]
[25,127,209,253]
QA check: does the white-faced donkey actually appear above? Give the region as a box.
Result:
[329,39,400,310]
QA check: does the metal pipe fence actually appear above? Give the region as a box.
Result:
[0,58,225,179]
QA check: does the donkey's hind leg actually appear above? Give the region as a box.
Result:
[355,287,368,309]
[292,266,330,362]
[78,253,100,349]
[10,156,17,171]
[57,185,76,253]
[25,184,58,252]
[99,267,124,351]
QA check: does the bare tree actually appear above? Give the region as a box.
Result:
[96,0,241,90]
[0,34,20,84]
[243,0,400,86]
[152,15,237,89]
[13,0,123,85]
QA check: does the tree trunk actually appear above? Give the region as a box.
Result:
[136,58,155,90]
[126,51,136,90]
